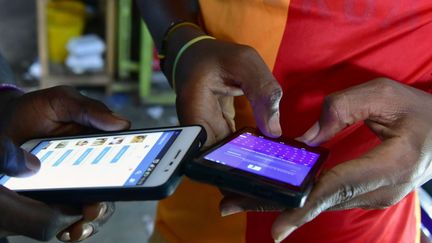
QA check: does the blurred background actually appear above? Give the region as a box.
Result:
[4,1,432,243]
[0,0,178,242]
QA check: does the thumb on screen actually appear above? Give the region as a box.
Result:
[0,136,40,177]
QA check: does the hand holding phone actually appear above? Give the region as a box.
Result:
[0,86,132,241]
[185,128,328,208]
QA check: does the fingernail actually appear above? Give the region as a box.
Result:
[96,202,108,220]
[298,122,320,145]
[221,205,243,217]
[111,113,130,129]
[112,112,128,121]
[268,112,282,137]
[59,231,71,242]
[274,226,297,243]
[78,224,94,241]
[24,152,41,173]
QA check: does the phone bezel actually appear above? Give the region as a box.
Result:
[194,127,328,193]
[2,126,205,202]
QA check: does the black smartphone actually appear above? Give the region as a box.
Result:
[185,127,328,207]
[0,126,206,203]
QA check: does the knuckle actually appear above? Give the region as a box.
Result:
[235,44,258,59]
[323,94,352,125]
[305,199,328,222]
[233,45,264,68]
[50,85,73,94]
[269,86,283,101]
[325,170,356,203]
[371,78,397,96]
[262,85,283,109]
[337,184,356,202]
[323,94,341,112]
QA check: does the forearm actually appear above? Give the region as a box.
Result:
[135,0,200,50]
[136,0,209,85]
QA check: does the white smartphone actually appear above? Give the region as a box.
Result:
[0,126,205,203]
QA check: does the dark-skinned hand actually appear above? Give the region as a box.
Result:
[0,86,130,242]
[219,79,432,242]
[165,27,283,147]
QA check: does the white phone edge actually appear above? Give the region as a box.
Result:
[20,126,203,188]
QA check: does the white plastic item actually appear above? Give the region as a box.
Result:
[67,34,106,57]
[29,61,41,79]
[66,54,104,74]
[146,106,164,120]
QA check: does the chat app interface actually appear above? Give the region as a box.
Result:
[204,132,320,186]
[0,130,180,190]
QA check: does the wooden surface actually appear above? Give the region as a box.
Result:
[36,0,49,83]
[44,73,112,86]
[36,0,115,89]
[106,0,116,78]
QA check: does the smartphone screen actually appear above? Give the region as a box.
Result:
[203,132,321,186]
[0,130,181,190]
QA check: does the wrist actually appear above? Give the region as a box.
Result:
[162,26,206,82]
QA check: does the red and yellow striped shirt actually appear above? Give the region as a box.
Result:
[154,1,432,242]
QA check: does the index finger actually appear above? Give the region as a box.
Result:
[230,46,283,138]
[47,86,131,132]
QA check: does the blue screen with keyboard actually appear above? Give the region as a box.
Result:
[204,132,320,186]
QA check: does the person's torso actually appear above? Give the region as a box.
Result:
[154,1,432,242]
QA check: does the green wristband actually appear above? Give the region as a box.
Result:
[171,35,215,91]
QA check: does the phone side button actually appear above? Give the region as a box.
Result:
[174,150,182,159]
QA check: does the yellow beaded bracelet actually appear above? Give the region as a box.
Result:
[171,35,216,91]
